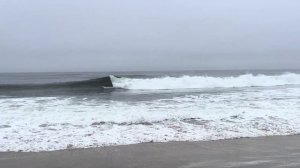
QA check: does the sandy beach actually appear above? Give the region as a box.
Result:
[1,135,300,168]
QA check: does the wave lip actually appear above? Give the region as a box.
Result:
[110,73,300,90]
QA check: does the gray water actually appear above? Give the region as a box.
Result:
[1,70,300,151]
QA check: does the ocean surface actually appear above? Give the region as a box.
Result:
[1,70,300,152]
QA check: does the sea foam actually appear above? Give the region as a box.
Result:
[1,86,300,151]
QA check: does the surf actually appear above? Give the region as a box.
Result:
[110,73,300,90]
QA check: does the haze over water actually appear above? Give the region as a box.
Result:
[1,0,300,152]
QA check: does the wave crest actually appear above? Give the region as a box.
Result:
[111,73,300,90]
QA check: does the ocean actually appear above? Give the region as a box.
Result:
[1,70,300,151]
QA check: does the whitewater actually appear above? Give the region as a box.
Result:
[111,73,300,90]
[1,72,300,151]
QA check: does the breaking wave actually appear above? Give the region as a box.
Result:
[111,73,300,90]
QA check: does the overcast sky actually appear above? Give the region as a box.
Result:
[0,0,300,72]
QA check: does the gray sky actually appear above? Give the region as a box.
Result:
[0,0,300,72]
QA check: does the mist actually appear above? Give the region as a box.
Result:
[1,0,300,72]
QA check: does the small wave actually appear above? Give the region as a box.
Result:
[110,73,300,90]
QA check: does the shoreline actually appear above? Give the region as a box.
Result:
[1,135,300,168]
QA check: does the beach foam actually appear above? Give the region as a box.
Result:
[1,86,300,151]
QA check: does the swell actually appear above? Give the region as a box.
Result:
[1,73,300,92]
[0,76,113,91]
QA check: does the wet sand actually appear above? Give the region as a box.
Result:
[1,135,300,168]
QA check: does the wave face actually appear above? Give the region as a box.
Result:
[0,76,113,90]
[0,76,114,96]
[111,73,300,90]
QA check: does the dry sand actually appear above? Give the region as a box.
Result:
[1,135,300,168]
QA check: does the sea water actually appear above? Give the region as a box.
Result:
[0,70,300,151]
